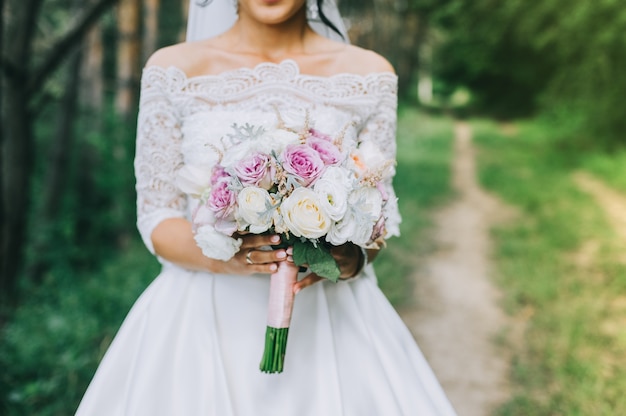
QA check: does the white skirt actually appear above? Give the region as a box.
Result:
[76,263,457,416]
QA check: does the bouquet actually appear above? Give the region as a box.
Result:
[177,110,394,373]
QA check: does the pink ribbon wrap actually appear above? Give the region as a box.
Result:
[266,261,299,328]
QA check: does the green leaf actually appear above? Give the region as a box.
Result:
[292,239,309,266]
[292,240,340,282]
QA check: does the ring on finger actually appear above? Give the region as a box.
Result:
[245,249,255,265]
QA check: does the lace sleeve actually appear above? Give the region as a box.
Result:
[134,68,187,254]
[357,89,401,238]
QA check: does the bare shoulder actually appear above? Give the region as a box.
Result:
[336,44,395,75]
[144,41,225,77]
[145,43,194,71]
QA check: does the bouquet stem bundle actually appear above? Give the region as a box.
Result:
[260,327,289,373]
[259,260,300,373]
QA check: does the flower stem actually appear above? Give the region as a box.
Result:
[260,327,290,373]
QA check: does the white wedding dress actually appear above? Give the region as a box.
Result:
[76,60,457,416]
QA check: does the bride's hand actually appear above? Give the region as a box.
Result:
[292,243,365,294]
[219,234,290,275]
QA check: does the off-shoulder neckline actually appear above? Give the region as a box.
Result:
[143,59,398,83]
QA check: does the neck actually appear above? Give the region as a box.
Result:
[227,8,316,61]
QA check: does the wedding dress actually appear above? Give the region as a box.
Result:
[75,60,457,416]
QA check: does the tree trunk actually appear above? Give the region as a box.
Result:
[142,0,160,64]
[342,0,423,100]
[26,49,83,281]
[81,23,104,114]
[0,0,5,310]
[1,0,43,306]
[1,0,119,307]
[115,0,142,119]
[1,84,34,305]
[179,0,189,42]
[396,9,422,96]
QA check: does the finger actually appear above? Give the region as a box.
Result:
[234,251,279,274]
[293,273,324,294]
[239,234,281,249]
[246,248,288,265]
[247,263,279,275]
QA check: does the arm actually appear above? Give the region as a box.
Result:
[134,65,286,275]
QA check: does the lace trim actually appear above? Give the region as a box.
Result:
[135,60,401,256]
[141,60,398,103]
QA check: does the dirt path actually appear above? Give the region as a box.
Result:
[399,122,516,416]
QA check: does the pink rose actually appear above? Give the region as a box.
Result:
[309,128,333,142]
[281,144,325,186]
[208,179,237,219]
[211,166,229,185]
[234,153,274,188]
[307,137,342,166]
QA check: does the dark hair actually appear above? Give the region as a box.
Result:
[316,0,345,40]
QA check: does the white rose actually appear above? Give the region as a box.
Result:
[192,202,216,227]
[280,187,331,239]
[350,186,383,221]
[279,108,308,131]
[349,141,392,178]
[350,215,375,245]
[256,129,300,155]
[176,164,212,197]
[358,141,388,166]
[220,140,255,169]
[237,186,275,234]
[314,178,348,221]
[319,166,355,191]
[346,187,383,245]
[194,225,242,261]
[326,187,382,246]
[325,209,357,246]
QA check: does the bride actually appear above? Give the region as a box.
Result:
[75,0,457,414]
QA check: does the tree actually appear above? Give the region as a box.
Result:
[142,0,160,63]
[81,23,105,115]
[115,0,141,119]
[429,0,626,144]
[340,0,429,98]
[1,0,119,306]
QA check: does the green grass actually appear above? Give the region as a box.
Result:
[0,241,159,416]
[374,107,455,305]
[583,149,626,193]
[472,119,626,415]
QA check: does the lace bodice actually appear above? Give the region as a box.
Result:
[134,60,401,254]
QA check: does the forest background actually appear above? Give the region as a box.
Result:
[2,0,626,415]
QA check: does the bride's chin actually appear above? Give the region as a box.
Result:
[239,0,307,25]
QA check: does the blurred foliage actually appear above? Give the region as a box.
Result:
[0,240,159,415]
[429,0,626,148]
[25,101,137,278]
[375,108,454,305]
[582,150,626,194]
[1,5,183,412]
